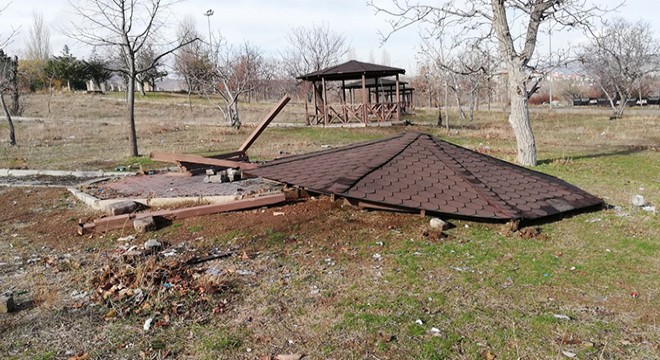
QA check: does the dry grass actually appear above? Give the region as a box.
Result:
[0,93,658,359]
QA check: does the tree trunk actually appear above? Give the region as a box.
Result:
[443,80,450,131]
[10,57,19,116]
[0,92,16,146]
[137,81,146,96]
[232,100,240,129]
[48,80,53,114]
[508,70,537,166]
[455,90,466,120]
[127,74,139,157]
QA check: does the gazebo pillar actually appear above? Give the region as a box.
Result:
[361,74,367,123]
[304,81,310,125]
[322,77,329,125]
[312,81,318,124]
[395,74,401,121]
[341,80,348,122]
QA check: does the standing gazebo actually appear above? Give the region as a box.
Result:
[297,60,408,125]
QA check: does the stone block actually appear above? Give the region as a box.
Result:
[0,293,15,314]
[106,201,141,216]
[133,216,157,233]
[429,217,449,231]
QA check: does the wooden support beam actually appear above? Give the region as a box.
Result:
[304,82,310,126]
[239,95,291,152]
[150,152,257,170]
[79,193,287,234]
[322,77,328,125]
[313,81,318,122]
[395,74,401,121]
[361,74,367,123]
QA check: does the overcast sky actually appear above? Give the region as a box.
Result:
[1,0,657,76]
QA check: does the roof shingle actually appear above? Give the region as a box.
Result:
[247,132,603,221]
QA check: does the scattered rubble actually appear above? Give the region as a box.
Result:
[92,242,239,322]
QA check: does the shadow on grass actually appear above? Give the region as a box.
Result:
[538,145,655,165]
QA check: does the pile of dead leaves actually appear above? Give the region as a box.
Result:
[91,250,237,323]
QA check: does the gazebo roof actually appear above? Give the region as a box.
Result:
[297,60,406,82]
[248,132,602,221]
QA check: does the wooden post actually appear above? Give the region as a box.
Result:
[322,77,329,125]
[304,82,310,125]
[361,74,367,123]
[239,95,291,152]
[341,80,348,122]
[312,81,318,123]
[395,74,401,121]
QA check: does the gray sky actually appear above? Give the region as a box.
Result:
[1,0,657,76]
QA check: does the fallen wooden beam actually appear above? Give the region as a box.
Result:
[78,193,287,234]
[150,151,257,170]
[239,95,291,152]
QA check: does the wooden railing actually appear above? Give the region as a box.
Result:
[310,102,401,124]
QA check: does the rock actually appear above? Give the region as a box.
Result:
[204,173,229,183]
[144,239,162,251]
[117,235,136,242]
[106,201,141,216]
[143,317,153,331]
[122,250,143,261]
[227,168,241,182]
[631,194,646,207]
[0,292,16,313]
[429,217,449,230]
[133,216,157,233]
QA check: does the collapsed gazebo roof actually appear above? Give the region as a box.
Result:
[248,132,602,221]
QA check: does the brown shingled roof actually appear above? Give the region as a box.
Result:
[247,132,603,221]
[297,60,405,82]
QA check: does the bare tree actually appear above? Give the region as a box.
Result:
[134,42,167,95]
[369,0,612,166]
[579,18,660,118]
[174,16,213,109]
[0,49,17,145]
[0,2,18,49]
[25,11,51,61]
[201,41,268,128]
[281,24,349,107]
[282,24,349,78]
[66,0,198,157]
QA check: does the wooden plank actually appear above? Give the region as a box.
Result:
[239,95,291,152]
[150,152,257,170]
[165,193,286,219]
[79,193,287,234]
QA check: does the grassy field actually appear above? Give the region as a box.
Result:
[0,92,658,359]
